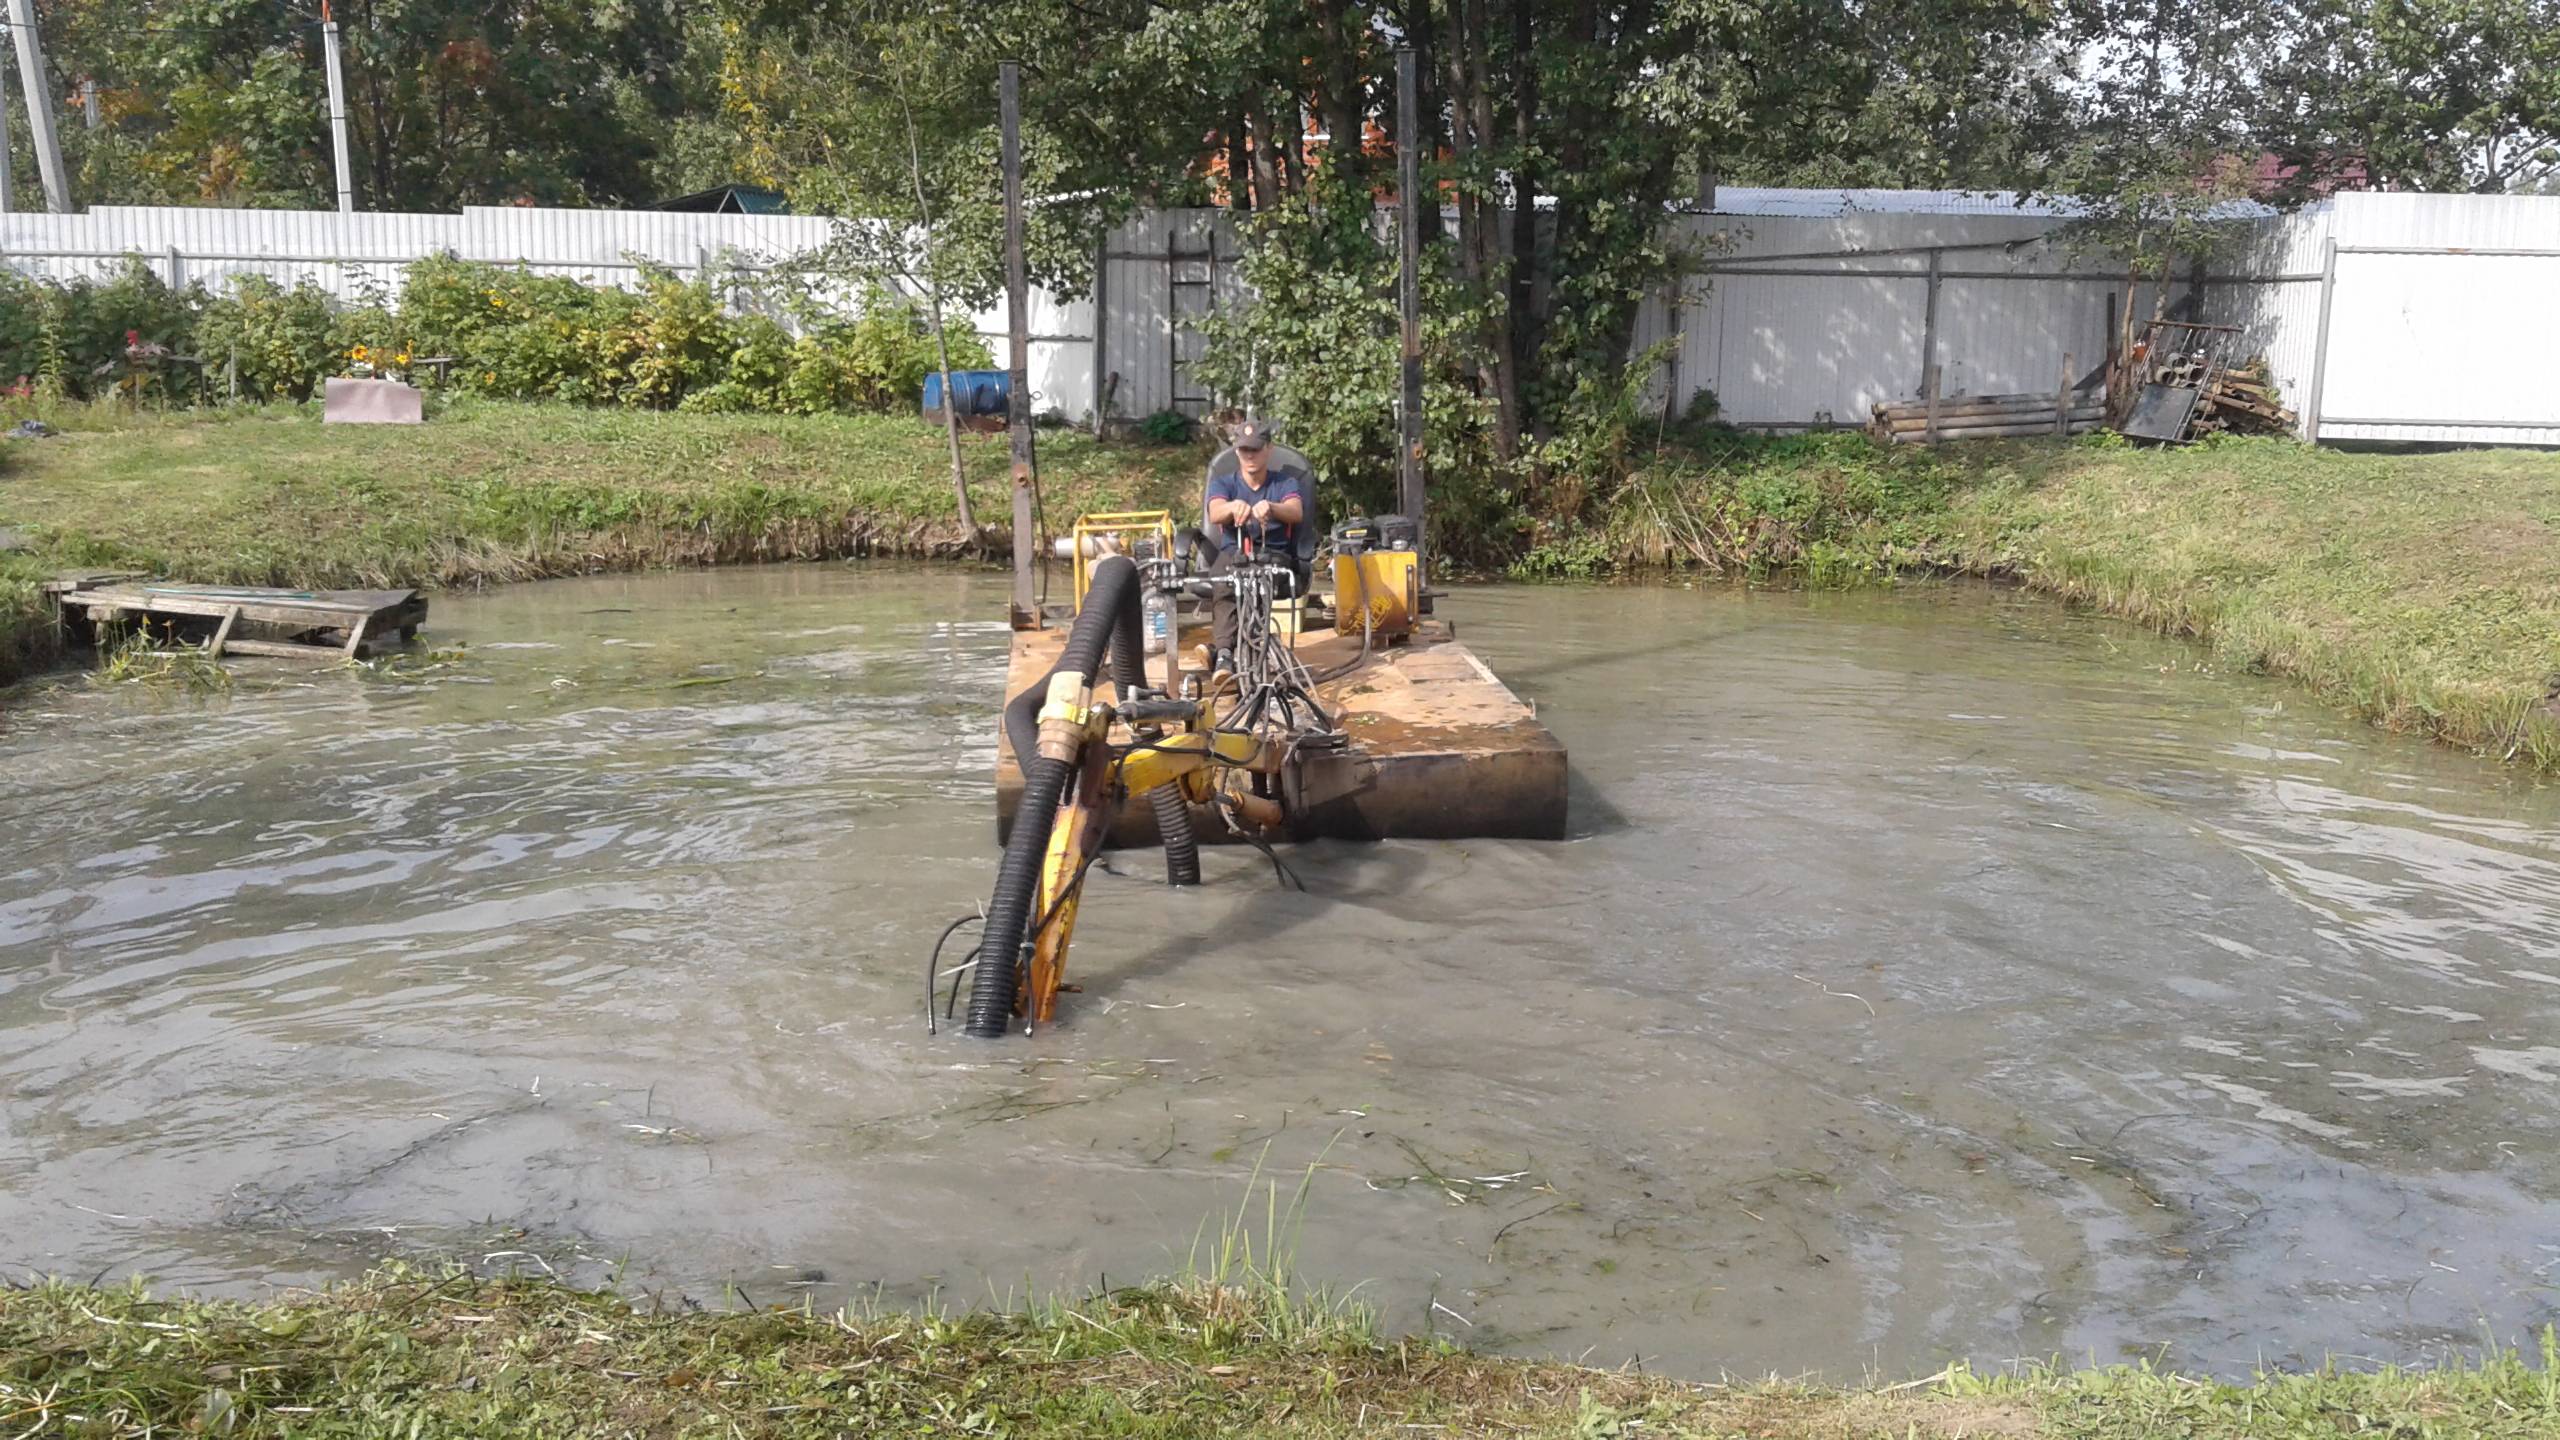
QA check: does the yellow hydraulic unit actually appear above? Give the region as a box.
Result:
[1067,511,1175,611]
[1331,514,1420,640]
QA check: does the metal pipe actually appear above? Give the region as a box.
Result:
[2335,245,2560,258]
[999,60,1038,629]
[2304,236,2339,444]
[1394,46,1425,551]
[2316,417,2559,430]
[0,47,13,215]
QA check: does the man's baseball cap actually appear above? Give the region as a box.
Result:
[1233,418,1272,451]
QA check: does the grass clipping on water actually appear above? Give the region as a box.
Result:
[2,1268,2555,1438]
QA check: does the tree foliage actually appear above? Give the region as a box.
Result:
[11,0,2554,541]
[26,0,719,209]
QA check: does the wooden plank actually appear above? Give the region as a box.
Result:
[59,591,408,629]
[215,637,353,660]
[341,613,371,659]
[206,605,240,659]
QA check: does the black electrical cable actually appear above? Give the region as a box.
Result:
[924,913,984,1035]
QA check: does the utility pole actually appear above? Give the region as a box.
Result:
[999,59,1039,630]
[1394,46,1427,558]
[320,0,356,214]
[6,0,72,213]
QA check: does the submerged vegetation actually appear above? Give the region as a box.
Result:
[4,400,2558,775]
[2,1266,2554,1439]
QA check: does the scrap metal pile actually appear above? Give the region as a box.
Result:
[2117,320,2297,443]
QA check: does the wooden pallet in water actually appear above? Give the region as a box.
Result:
[47,575,428,661]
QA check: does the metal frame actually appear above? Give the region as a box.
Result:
[2304,240,2559,444]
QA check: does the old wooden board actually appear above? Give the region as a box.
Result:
[53,580,427,660]
[993,617,1567,845]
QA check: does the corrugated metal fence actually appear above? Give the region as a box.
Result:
[4,193,2553,445]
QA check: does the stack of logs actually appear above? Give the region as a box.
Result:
[2187,359,2298,438]
[1869,391,2103,445]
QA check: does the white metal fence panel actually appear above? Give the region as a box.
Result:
[2317,248,2560,446]
[2303,193,2560,446]
[4,193,2555,442]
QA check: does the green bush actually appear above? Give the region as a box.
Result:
[196,276,338,401]
[1,251,967,416]
[0,259,204,401]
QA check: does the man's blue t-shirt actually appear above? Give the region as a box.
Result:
[1205,444,1314,556]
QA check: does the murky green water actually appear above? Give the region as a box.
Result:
[4,565,2557,1379]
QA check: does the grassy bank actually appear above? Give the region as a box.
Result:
[3,1269,2553,1438]
[1581,432,2560,770]
[0,399,1200,683]
[6,401,2558,772]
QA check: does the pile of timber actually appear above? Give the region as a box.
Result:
[2187,359,2298,438]
[1869,391,2103,445]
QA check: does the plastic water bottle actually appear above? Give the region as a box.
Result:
[1143,584,1172,656]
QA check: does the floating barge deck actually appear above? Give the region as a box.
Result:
[995,617,1566,844]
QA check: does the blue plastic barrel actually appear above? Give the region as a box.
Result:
[922,369,1010,416]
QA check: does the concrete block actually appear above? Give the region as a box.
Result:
[323,377,425,425]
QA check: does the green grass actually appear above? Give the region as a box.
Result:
[0,397,1203,683]
[2,1267,2552,1438]
[1585,431,2560,771]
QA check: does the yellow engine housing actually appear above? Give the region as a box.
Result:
[1332,549,1419,639]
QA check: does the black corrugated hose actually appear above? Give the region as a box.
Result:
[1100,567,1203,890]
[968,555,1146,1038]
[1151,786,1201,886]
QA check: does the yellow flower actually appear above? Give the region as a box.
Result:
[397,351,412,365]
[351,344,369,360]
[483,371,496,385]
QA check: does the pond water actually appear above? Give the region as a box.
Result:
[3,565,2557,1379]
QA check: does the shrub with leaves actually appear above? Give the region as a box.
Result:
[195,276,338,401]
[0,259,205,401]
[5,251,971,416]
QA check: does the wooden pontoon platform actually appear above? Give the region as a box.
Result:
[995,618,1566,844]
[47,574,427,661]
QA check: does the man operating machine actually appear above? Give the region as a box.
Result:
[1200,418,1315,676]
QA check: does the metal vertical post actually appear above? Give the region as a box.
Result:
[1,49,13,215]
[1394,46,1426,551]
[321,7,356,215]
[2054,351,2072,436]
[7,0,72,213]
[999,60,1039,629]
[1089,233,1108,437]
[2304,235,2339,444]
[1917,247,1941,402]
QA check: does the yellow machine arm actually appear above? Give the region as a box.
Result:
[1016,703,1260,1026]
